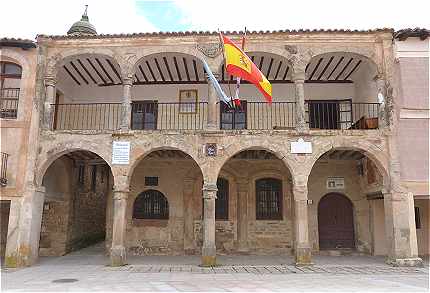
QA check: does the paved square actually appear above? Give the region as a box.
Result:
[2,244,429,292]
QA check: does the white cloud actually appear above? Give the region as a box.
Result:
[172,0,428,31]
[0,0,158,40]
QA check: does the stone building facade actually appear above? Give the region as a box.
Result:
[0,15,428,268]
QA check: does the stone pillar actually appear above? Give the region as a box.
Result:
[293,183,312,266]
[43,76,56,130]
[201,183,217,266]
[183,178,195,253]
[110,188,129,266]
[5,186,45,267]
[293,71,307,131]
[206,73,219,130]
[120,77,132,130]
[383,190,423,266]
[236,178,249,252]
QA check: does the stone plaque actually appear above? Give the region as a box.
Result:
[291,138,312,154]
[112,141,130,165]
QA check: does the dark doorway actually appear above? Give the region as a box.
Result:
[318,193,355,249]
[131,101,158,130]
[307,100,340,129]
[220,101,247,129]
[0,200,11,258]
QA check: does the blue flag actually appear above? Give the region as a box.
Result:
[202,59,232,106]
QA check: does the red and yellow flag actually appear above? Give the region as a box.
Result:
[221,33,272,103]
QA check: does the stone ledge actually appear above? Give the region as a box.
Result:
[385,257,424,267]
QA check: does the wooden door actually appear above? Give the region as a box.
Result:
[318,193,354,249]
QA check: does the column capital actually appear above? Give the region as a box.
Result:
[44,76,57,87]
[122,77,133,86]
[292,71,306,83]
[113,189,130,200]
[202,183,217,192]
[206,73,220,82]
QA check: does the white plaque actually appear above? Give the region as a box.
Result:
[291,138,312,154]
[112,141,130,165]
[327,177,345,189]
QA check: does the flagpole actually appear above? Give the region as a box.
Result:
[234,27,247,107]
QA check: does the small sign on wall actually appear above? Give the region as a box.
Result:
[112,141,130,165]
[291,138,312,154]
[327,177,345,189]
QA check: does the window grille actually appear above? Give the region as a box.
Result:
[91,165,97,192]
[216,177,229,220]
[133,189,169,219]
[78,165,85,186]
[1,62,22,119]
[256,178,283,220]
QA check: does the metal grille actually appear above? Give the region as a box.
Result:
[216,178,229,220]
[0,152,9,186]
[133,190,169,219]
[256,178,282,220]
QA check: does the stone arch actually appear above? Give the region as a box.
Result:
[214,144,293,184]
[45,48,122,78]
[306,139,389,187]
[127,146,204,187]
[36,144,113,187]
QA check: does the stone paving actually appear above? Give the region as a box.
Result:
[1,243,429,292]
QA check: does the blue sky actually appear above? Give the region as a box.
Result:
[136,1,191,32]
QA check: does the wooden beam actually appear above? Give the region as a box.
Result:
[282,66,290,80]
[266,58,274,79]
[95,58,114,84]
[309,58,323,80]
[154,58,165,81]
[128,79,353,86]
[173,56,182,81]
[138,65,149,82]
[258,56,264,71]
[273,61,282,80]
[183,57,191,81]
[335,57,354,80]
[327,56,344,80]
[192,59,199,82]
[134,74,141,83]
[317,56,334,80]
[77,59,97,84]
[344,60,362,80]
[145,60,157,81]
[87,58,106,84]
[70,61,88,84]
[106,59,122,82]
[63,65,81,85]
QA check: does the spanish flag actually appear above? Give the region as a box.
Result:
[221,33,272,103]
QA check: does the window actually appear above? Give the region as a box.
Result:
[216,178,229,220]
[256,178,282,220]
[220,101,247,129]
[415,207,421,229]
[133,190,169,219]
[131,101,158,130]
[145,176,158,186]
[78,165,85,186]
[1,62,22,119]
[179,89,198,113]
[91,165,97,192]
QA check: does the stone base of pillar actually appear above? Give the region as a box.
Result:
[110,245,127,267]
[385,257,423,267]
[201,246,216,266]
[295,246,313,266]
[5,249,35,268]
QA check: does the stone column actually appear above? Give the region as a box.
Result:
[5,186,45,267]
[110,188,129,266]
[43,76,56,130]
[206,73,219,130]
[293,183,312,266]
[183,178,195,253]
[383,190,423,266]
[201,183,217,266]
[120,77,133,130]
[236,178,249,252]
[293,71,307,131]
